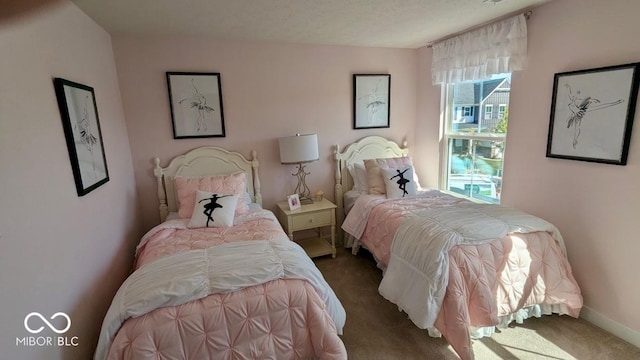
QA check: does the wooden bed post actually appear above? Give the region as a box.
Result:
[154,157,169,222]
[333,144,344,244]
[251,150,262,207]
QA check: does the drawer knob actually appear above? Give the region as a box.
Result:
[308,219,313,223]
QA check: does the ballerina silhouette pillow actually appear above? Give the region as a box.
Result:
[187,190,239,228]
[364,157,419,195]
[382,166,417,198]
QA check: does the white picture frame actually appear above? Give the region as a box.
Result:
[287,194,301,210]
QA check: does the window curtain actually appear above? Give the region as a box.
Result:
[431,14,527,84]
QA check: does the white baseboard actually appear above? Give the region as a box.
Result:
[580,306,640,348]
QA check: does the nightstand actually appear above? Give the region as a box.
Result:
[275,198,337,259]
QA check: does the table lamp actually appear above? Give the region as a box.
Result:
[279,133,319,204]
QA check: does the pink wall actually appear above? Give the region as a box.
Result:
[112,36,418,231]
[0,2,141,358]
[415,45,442,189]
[417,0,640,343]
[4,1,636,357]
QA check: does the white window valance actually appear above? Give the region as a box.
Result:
[431,14,527,84]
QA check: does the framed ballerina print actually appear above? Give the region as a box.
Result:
[546,63,640,165]
[54,78,109,196]
[166,72,226,139]
[353,74,391,129]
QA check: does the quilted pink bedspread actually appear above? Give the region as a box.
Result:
[355,194,582,360]
[357,193,466,266]
[105,212,347,360]
[135,215,287,268]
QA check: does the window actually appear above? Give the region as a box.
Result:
[441,75,510,204]
[498,104,507,119]
[484,104,493,119]
[453,106,474,123]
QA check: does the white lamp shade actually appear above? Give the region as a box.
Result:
[279,133,319,164]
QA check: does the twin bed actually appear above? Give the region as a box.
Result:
[335,136,582,360]
[95,146,346,360]
[96,137,582,360]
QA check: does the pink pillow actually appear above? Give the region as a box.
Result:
[364,157,414,195]
[175,172,249,218]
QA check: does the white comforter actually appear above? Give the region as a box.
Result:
[378,201,565,329]
[95,239,346,360]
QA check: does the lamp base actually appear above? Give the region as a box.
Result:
[299,195,314,205]
[291,163,314,204]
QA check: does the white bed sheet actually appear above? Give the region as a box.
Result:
[344,189,365,214]
[343,190,371,249]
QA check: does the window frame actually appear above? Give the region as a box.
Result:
[498,104,507,119]
[484,104,493,120]
[439,82,508,204]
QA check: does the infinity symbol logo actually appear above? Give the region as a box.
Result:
[24,312,71,334]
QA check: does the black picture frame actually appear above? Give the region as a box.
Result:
[546,63,640,165]
[53,78,109,196]
[353,74,391,129]
[166,72,226,139]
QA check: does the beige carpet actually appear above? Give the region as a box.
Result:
[314,247,640,360]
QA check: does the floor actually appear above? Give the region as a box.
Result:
[313,246,640,360]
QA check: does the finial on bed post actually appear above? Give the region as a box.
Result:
[334,144,344,245]
[154,157,169,222]
[401,138,408,149]
[250,150,262,206]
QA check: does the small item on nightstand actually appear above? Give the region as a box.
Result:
[287,193,301,210]
[314,189,324,202]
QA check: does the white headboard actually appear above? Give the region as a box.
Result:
[333,136,408,231]
[154,146,262,222]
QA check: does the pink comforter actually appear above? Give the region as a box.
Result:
[135,213,288,267]
[348,193,582,360]
[356,193,466,266]
[104,211,347,360]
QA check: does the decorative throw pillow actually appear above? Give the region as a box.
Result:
[364,157,416,195]
[382,166,418,198]
[187,190,239,228]
[175,172,248,218]
[348,163,369,193]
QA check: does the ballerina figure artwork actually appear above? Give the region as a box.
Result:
[199,194,231,227]
[389,168,411,197]
[358,77,387,126]
[76,95,98,176]
[179,78,215,133]
[565,83,624,149]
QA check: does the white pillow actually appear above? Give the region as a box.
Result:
[382,166,418,198]
[348,163,369,193]
[188,190,239,228]
[243,192,253,206]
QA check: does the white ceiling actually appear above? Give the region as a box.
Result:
[70,0,552,48]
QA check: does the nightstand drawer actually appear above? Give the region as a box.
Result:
[291,210,331,230]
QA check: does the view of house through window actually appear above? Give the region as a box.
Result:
[442,74,510,204]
